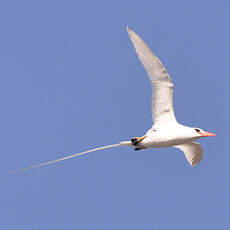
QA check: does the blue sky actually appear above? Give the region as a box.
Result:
[2,0,229,229]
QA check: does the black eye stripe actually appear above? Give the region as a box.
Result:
[194,128,200,133]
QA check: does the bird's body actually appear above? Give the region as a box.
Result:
[125,26,215,166]
[10,26,215,173]
[141,125,199,149]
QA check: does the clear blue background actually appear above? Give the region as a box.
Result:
[2,0,228,229]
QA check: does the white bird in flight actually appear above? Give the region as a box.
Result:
[10,26,215,172]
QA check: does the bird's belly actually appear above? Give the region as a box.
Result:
[141,135,195,148]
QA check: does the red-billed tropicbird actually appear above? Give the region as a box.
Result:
[10,27,215,172]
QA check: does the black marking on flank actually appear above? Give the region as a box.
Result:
[131,138,138,146]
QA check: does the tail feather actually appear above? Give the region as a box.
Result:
[8,141,132,173]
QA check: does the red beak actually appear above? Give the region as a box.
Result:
[200,131,216,137]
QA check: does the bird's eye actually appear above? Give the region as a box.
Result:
[194,128,200,133]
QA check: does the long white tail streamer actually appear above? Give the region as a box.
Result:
[9,141,132,173]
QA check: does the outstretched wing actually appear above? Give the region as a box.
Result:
[175,142,204,167]
[127,27,177,127]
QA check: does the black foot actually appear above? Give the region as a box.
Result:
[134,147,143,151]
[131,138,138,146]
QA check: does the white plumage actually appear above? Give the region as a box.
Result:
[127,27,176,127]
[9,26,215,173]
[175,142,203,167]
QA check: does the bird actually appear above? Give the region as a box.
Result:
[9,26,215,173]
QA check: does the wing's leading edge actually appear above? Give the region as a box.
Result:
[127,26,177,128]
[175,142,203,166]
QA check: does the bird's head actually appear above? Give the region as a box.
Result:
[192,127,216,138]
